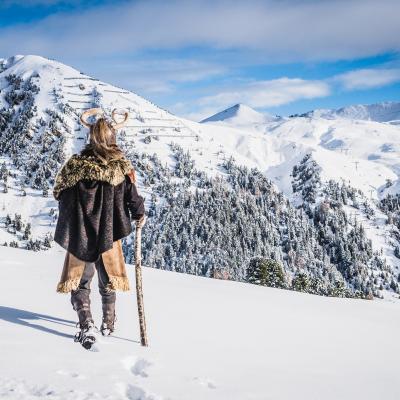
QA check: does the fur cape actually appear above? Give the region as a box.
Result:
[53,153,142,293]
[53,153,133,200]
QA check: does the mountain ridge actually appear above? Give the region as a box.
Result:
[201,100,400,125]
[200,103,276,125]
[298,101,400,122]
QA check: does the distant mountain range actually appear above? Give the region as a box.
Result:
[300,102,400,122]
[201,101,400,124]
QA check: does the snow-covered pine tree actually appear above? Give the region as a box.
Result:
[292,153,321,203]
[247,257,287,288]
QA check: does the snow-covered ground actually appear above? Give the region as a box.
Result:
[1,245,400,400]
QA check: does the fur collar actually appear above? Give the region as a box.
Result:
[53,154,133,200]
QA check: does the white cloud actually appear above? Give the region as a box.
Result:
[335,68,400,90]
[124,59,226,84]
[0,0,399,62]
[77,57,227,96]
[2,1,398,120]
[197,77,330,109]
[171,77,330,120]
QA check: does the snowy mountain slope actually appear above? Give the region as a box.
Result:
[199,102,400,201]
[1,56,398,199]
[0,54,400,298]
[199,107,400,287]
[0,54,199,241]
[1,246,400,400]
[303,101,400,122]
[2,55,398,205]
[264,116,399,198]
[200,103,400,191]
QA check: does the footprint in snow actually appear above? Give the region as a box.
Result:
[126,383,162,400]
[56,369,86,379]
[122,356,153,378]
[193,376,216,389]
[115,382,162,400]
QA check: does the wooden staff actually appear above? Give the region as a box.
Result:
[135,219,148,347]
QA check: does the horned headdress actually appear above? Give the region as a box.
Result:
[80,108,129,130]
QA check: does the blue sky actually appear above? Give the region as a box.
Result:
[0,0,399,120]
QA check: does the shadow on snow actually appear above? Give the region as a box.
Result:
[0,306,75,339]
[0,306,141,343]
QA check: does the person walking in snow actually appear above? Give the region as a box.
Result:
[53,108,145,348]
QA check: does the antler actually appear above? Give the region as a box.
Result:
[112,109,129,130]
[80,108,104,128]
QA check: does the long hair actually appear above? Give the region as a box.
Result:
[81,118,125,162]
